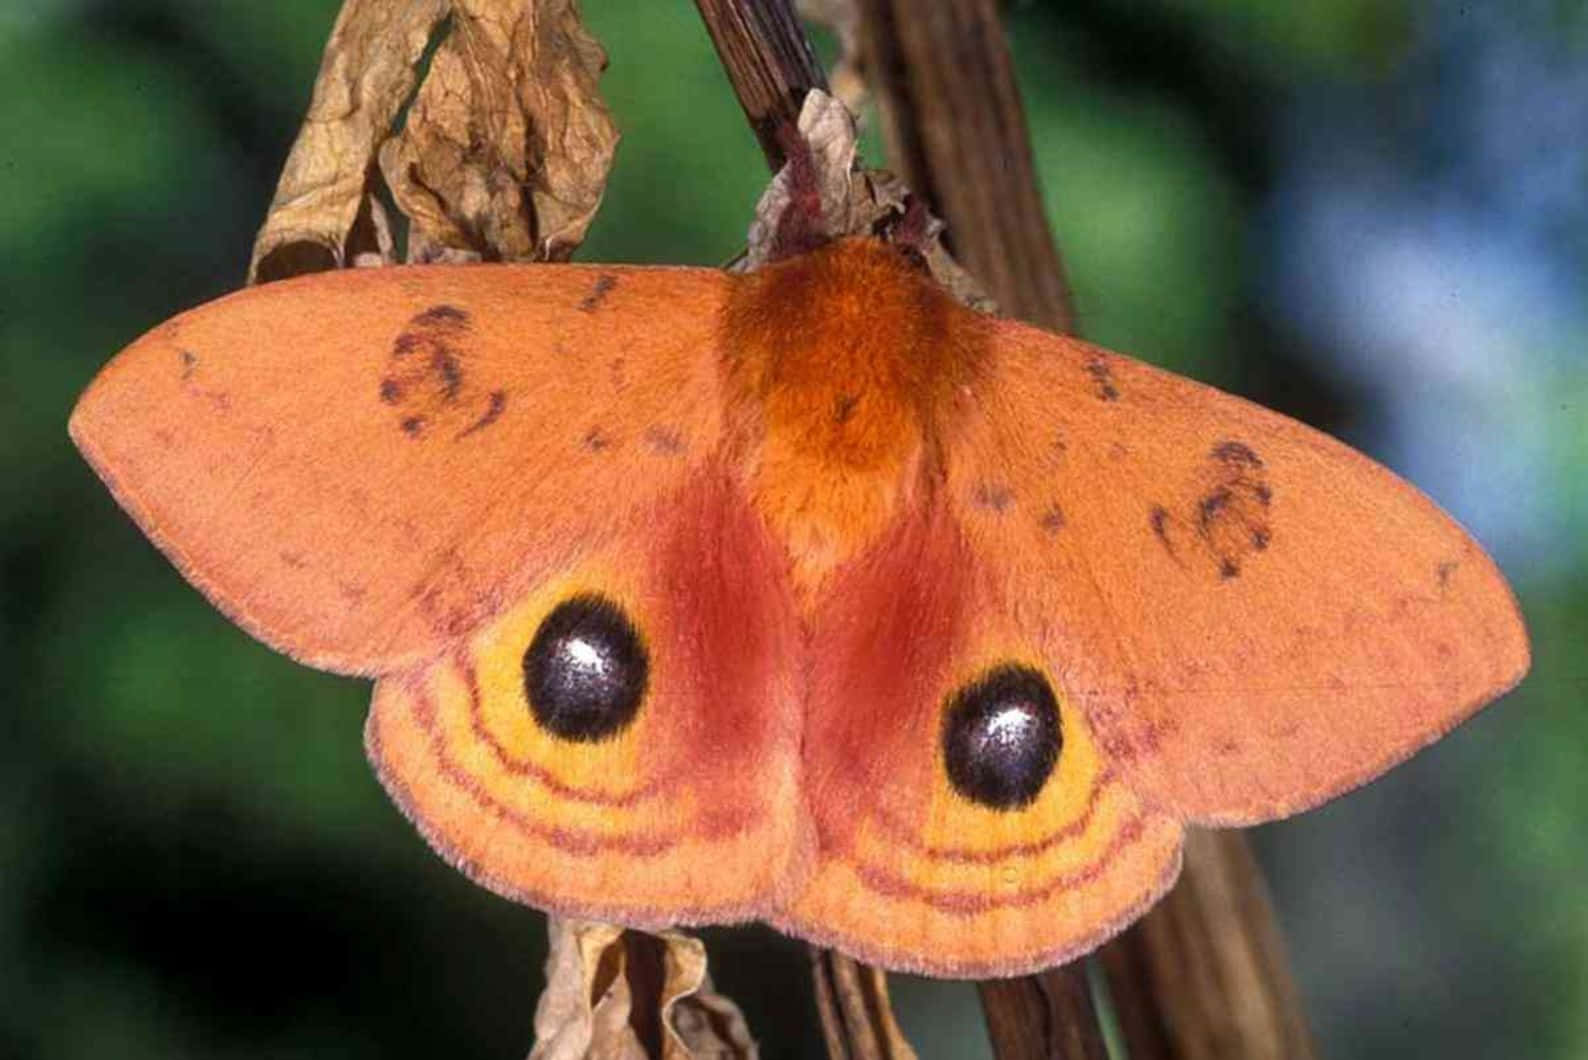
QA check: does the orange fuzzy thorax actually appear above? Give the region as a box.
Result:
[721,238,990,598]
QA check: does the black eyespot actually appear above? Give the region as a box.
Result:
[941,664,1062,810]
[522,595,648,742]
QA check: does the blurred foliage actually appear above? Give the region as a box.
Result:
[2,1,1584,1058]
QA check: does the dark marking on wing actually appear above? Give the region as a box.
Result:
[1039,503,1066,534]
[414,304,470,327]
[1084,355,1120,401]
[1198,487,1232,528]
[384,305,501,441]
[1211,440,1263,470]
[973,483,1014,513]
[1436,560,1459,592]
[583,427,612,452]
[456,390,507,439]
[279,551,309,570]
[1194,440,1273,580]
[1039,430,1070,472]
[645,426,684,455]
[578,274,618,312]
[1148,441,1273,580]
[1149,505,1176,557]
[1088,678,1176,762]
[834,393,859,424]
[942,665,1061,810]
[177,350,233,411]
[438,352,463,400]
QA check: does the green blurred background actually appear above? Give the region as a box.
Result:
[3,1,1584,1057]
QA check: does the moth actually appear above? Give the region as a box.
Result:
[70,233,1528,977]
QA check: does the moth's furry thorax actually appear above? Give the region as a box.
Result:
[720,238,990,597]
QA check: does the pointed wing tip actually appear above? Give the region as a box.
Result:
[69,326,159,491]
[67,370,105,464]
[1498,579,1533,692]
[68,369,136,528]
[1466,540,1532,703]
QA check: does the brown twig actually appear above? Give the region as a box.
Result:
[698,1,1109,1056]
[1099,831,1316,1059]
[855,0,1074,331]
[693,4,922,1056]
[694,0,829,170]
[810,949,918,1060]
[852,4,1317,1058]
[976,972,1111,1060]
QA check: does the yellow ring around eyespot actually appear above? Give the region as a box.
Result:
[909,646,1110,866]
[454,563,669,830]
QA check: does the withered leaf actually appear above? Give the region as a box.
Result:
[250,0,446,281]
[381,0,618,264]
[744,89,857,270]
[743,90,993,313]
[530,919,756,1060]
[250,0,618,282]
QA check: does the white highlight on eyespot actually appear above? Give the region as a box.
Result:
[985,705,1038,747]
[561,636,608,675]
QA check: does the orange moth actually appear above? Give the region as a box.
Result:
[70,226,1528,978]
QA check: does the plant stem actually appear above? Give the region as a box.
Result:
[1098,831,1316,1059]
[694,0,829,169]
[854,0,1074,332]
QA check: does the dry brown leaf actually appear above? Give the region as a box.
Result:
[743,90,858,269]
[249,0,617,281]
[530,919,756,1060]
[381,0,618,263]
[530,920,641,1060]
[249,0,446,281]
[857,167,995,314]
[743,90,993,314]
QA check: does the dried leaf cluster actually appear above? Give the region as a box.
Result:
[249,0,617,282]
[743,91,993,315]
[530,920,755,1060]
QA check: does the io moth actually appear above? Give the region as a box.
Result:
[70,234,1528,978]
